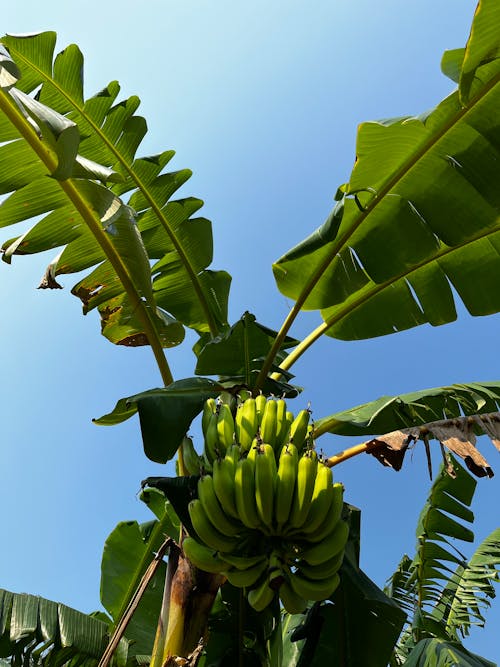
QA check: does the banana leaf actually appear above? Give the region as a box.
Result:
[400,638,496,667]
[100,490,180,657]
[315,382,500,437]
[0,588,128,667]
[272,0,500,344]
[386,455,500,663]
[0,33,231,379]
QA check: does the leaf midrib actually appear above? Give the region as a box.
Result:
[273,71,500,375]
[259,70,500,388]
[296,70,500,314]
[279,208,500,373]
[0,85,173,385]
[7,42,219,337]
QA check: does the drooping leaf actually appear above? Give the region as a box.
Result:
[0,31,230,362]
[315,381,500,437]
[386,455,500,664]
[272,0,500,343]
[100,506,178,657]
[94,377,223,463]
[194,312,298,380]
[0,588,128,667]
[140,476,198,536]
[400,638,496,667]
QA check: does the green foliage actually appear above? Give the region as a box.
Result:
[399,638,496,667]
[95,377,222,463]
[0,2,499,667]
[0,588,127,667]
[315,382,500,437]
[0,31,231,362]
[272,0,500,345]
[386,455,500,664]
[100,489,180,656]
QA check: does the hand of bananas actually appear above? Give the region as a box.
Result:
[184,395,349,615]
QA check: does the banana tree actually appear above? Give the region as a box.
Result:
[0,0,499,665]
[385,454,500,666]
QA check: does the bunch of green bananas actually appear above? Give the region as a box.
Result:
[201,394,312,465]
[184,395,349,614]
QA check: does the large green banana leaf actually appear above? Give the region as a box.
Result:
[0,588,128,667]
[0,33,230,377]
[272,0,500,343]
[315,381,500,437]
[100,489,180,657]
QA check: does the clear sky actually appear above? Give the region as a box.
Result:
[1,0,499,661]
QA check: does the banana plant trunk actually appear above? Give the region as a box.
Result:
[159,553,224,665]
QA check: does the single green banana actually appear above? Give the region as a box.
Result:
[299,519,349,566]
[181,436,203,475]
[222,551,267,570]
[188,499,240,553]
[290,570,340,602]
[294,506,340,544]
[274,399,288,449]
[212,457,239,519]
[202,398,217,436]
[224,443,241,473]
[182,536,229,573]
[235,397,258,452]
[279,580,308,615]
[274,444,299,530]
[247,438,261,462]
[247,576,276,612]
[297,550,344,580]
[303,482,344,541]
[288,409,311,450]
[234,456,262,530]
[223,558,268,588]
[289,452,318,529]
[284,411,294,441]
[203,411,220,463]
[301,462,333,533]
[255,443,277,529]
[260,398,278,450]
[197,474,242,537]
[255,394,267,425]
[217,402,235,453]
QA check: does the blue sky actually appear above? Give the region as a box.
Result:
[1,0,499,661]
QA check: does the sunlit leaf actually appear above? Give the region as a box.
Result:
[273,0,500,342]
[0,31,230,358]
[0,588,128,667]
